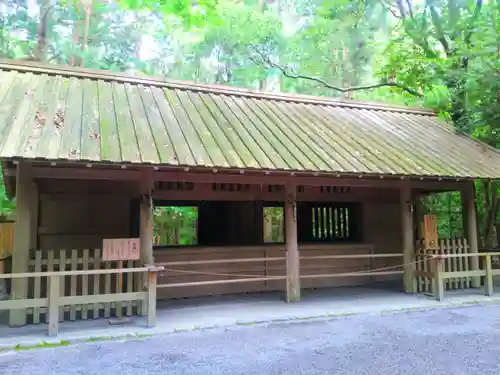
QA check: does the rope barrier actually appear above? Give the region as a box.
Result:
[160,255,435,281]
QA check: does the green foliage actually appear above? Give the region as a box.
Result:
[1,0,499,244]
[419,192,463,239]
[153,206,198,246]
[0,167,15,220]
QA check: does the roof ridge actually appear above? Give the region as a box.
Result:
[0,59,436,116]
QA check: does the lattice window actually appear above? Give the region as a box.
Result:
[298,202,362,242]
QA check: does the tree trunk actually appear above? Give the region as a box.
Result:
[80,0,93,68]
[34,0,53,62]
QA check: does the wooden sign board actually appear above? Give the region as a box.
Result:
[423,215,438,249]
[102,238,140,261]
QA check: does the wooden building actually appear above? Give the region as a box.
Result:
[1,60,500,327]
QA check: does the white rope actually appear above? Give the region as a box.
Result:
[161,255,435,280]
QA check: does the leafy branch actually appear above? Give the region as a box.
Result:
[251,53,423,98]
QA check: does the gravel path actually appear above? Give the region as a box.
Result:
[1,304,500,375]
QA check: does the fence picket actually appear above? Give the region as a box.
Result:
[58,250,66,321]
[462,239,470,288]
[82,249,89,319]
[445,239,452,290]
[423,249,430,293]
[70,249,78,320]
[116,260,123,318]
[93,248,101,319]
[451,238,459,289]
[32,250,42,324]
[45,250,54,324]
[104,261,111,318]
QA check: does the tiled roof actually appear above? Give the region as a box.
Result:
[0,60,499,179]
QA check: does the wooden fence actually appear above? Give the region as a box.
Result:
[0,266,163,336]
[25,248,144,324]
[414,238,471,294]
[423,252,500,301]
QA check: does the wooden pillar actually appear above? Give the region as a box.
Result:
[139,171,154,315]
[139,171,154,266]
[285,183,300,302]
[462,182,480,288]
[400,183,416,293]
[9,162,35,326]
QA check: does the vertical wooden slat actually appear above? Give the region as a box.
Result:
[69,249,78,321]
[313,206,319,240]
[422,250,429,293]
[32,250,42,324]
[104,261,111,318]
[81,249,89,319]
[317,206,323,240]
[328,206,333,240]
[58,250,66,321]
[116,260,123,318]
[451,238,459,289]
[93,248,101,319]
[126,260,134,316]
[458,238,465,289]
[463,238,470,288]
[45,250,54,324]
[440,239,448,290]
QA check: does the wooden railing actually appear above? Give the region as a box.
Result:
[0,266,163,336]
[157,244,404,295]
[421,252,499,301]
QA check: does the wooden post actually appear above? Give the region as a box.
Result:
[400,183,415,293]
[48,275,60,336]
[285,183,300,302]
[462,183,480,288]
[146,266,163,328]
[432,257,444,301]
[9,162,35,327]
[484,255,494,297]
[139,171,154,315]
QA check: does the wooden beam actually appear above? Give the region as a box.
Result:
[400,182,416,293]
[9,162,34,327]
[285,183,300,302]
[22,165,471,191]
[462,182,480,288]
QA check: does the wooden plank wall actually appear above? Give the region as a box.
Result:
[37,179,135,250]
[155,244,375,299]
[364,201,403,283]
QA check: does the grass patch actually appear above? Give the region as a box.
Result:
[87,336,115,342]
[87,333,153,343]
[15,340,70,351]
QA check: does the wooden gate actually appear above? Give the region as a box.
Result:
[414,238,471,294]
